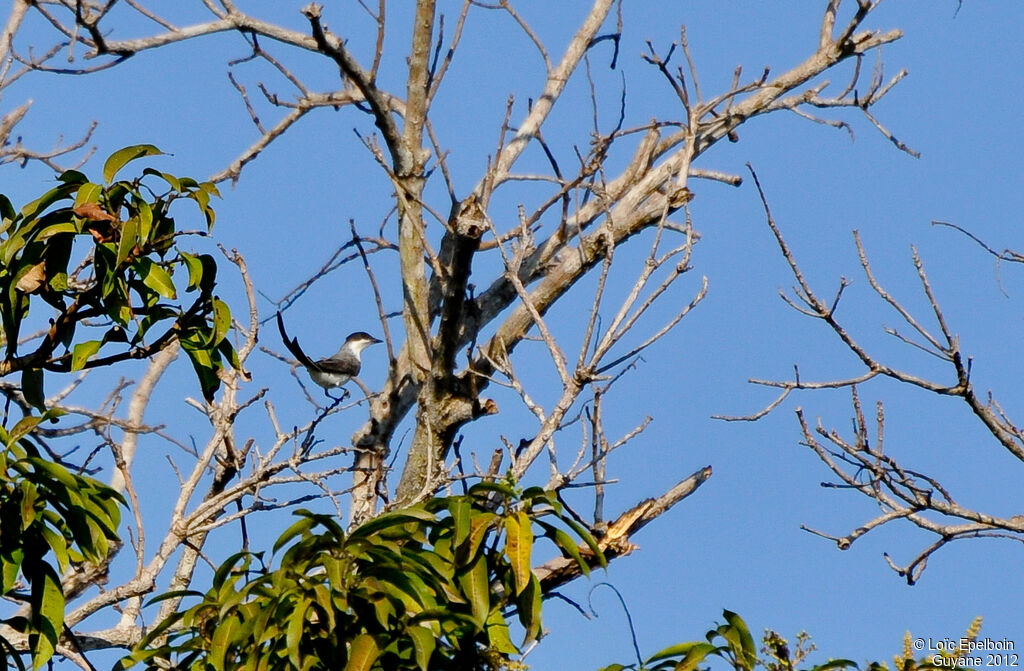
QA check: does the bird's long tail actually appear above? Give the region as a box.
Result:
[276,311,318,369]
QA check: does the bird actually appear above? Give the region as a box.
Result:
[276,312,381,398]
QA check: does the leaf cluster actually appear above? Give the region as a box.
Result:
[0,409,123,669]
[0,145,235,403]
[120,482,604,671]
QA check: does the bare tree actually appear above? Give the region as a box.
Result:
[0,1,911,664]
[722,168,1024,585]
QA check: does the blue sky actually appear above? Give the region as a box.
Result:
[4,1,1023,666]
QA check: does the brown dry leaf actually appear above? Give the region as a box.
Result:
[15,262,46,293]
[73,202,116,222]
[86,220,118,243]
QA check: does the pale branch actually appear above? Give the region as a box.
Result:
[795,399,1024,584]
[536,465,712,592]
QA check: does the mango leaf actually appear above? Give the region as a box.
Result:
[184,252,219,295]
[285,602,306,668]
[560,515,606,569]
[115,215,139,269]
[536,519,589,576]
[485,609,518,655]
[0,194,14,221]
[457,553,490,627]
[142,168,180,192]
[71,340,103,372]
[503,511,532,596]
[675,644,721,671]
[20,182,77,223]
[39,527,69,575]
[183,347,220,402]
[21,368,44,411]
[134,258,177,299]
[37,222,78,241]
[9,414,44,445]
[457,510,496,566]
[42,234,73,292]
[103,145,164,184]
[1,548,23,594]
[73,183,104,208]
[646,641,717,663]
[209,614,238,670]
[449,497,471,552]
[211,297,230,345]
[406,625,435,671]
[135,198,153,241]
[18,481,38,529]
[722,609,757,670]
[30,563,63,669]
[344,633,379,671]
[346,508,435,543]
[516,573,542,644]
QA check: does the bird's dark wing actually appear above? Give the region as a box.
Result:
[313,355,360,377]
[276,311,319,370]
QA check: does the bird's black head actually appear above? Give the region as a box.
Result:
[345,331,382,345]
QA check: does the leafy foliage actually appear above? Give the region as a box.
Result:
[0,409,123,669]
[119,482,603,671]
[0,144,235,402]
[599,611,991,671]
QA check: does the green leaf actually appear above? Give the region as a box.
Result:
[457,553,490,627]
[134,258,177,299]
[503,511,533,596]
[103,145,164,184]
[21,368,45,411]
[406,625,435,671]
[180,252,217,293]
[39,527,70,574]
[675,644,721,671]
[30,563,64,669]
[810,661,860,671]
[142,168,180,192]
[71,340,103,372]
[561,515,606,569]
[115,215,139,269]
[344,633,379,671]
[485,609,518,655]
[468,480,517,500]
[1,549,24,594]
[537,520,589,576]
[0,194,14,221]
[73,183,103,208]
[517,572,542,644]
[57,170,88,185]
[217,338,241,371]
[211,297,230,345]
[646,641,716,663]
[722,610,757,670]
[9,414,43,445]
[183,346,220,401]
[347,508,435,544]
[285,603,306,668]
[20,183,78,223]
[37,221,78,241]
[273,514,319,554]
[42,232,74,293]
[459,510,496,566]
[450,497,471,551]
[209,614,237,670]
[135,198,154,241]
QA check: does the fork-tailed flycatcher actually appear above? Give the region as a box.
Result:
[277,312,380,398]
